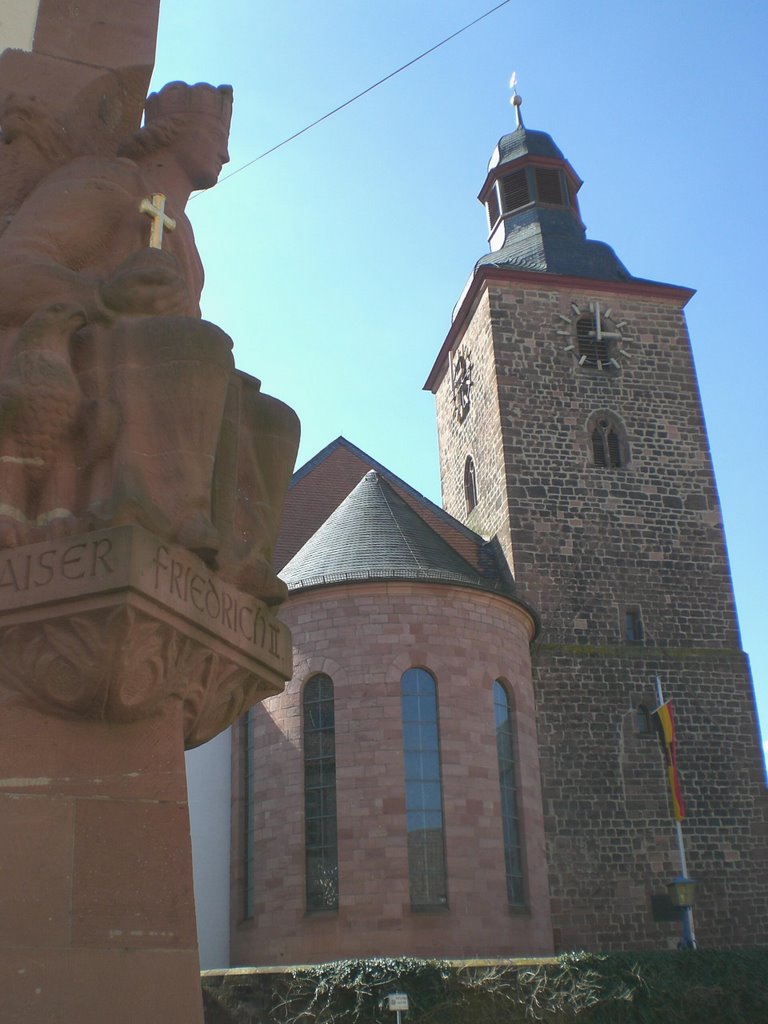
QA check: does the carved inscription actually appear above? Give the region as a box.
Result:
[151,545,282,658]
[0,537,114,594]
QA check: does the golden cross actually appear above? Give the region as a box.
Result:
[139,193,176,249]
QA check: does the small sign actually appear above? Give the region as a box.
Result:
[387,993,409,1012]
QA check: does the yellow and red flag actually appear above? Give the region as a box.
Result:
[653,700,685,821]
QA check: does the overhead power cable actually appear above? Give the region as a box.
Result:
[204,0,514,192]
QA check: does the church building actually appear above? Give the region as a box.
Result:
[191,98,767,967]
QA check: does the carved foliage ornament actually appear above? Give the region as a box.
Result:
[0,604,278,747]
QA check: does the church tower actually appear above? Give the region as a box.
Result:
[425,93,767,950]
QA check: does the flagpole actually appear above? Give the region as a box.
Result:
[654,676,697,949]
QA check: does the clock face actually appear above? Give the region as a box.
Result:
[556,300,630,371]
[451,349,473,421]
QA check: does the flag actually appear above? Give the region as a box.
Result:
[653,700,685,821]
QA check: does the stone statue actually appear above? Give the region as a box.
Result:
[0,12,294,1019]
[0,81,299,604]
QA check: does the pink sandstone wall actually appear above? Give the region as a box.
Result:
[231,580,552,965]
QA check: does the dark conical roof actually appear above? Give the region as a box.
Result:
[280,470,507,595]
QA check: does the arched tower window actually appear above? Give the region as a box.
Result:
[589,413,628,469]
[464,455,478,512]
[493,681,525,906]
[401,668,448,909]
[303,673,338,911]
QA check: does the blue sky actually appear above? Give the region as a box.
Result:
[150,1,767,757]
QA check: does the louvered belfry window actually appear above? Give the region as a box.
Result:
[592,418,622,468]
[534,167,563,205]
[500,169,530,212]
[576,316,609,369]
[487,184,501,227]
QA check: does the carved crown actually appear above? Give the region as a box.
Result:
[145,82,233,129]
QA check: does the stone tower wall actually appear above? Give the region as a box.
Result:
[433,277,768,949]
[437,281,739,645]
[231,581,552,965]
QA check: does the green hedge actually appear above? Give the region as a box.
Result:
[202,949,768,1024]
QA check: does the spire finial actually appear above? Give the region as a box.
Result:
[509,71,524,130]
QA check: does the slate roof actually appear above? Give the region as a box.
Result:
[280,469,512,597]
[476,206,633,282]
[273,437,505,581]
[491,126,565,167]
[478,124,649,284]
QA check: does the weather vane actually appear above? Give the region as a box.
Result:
[509,71,524,130]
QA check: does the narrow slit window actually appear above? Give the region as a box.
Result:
[401,668,448,909]
[304,673,339,911]
[624,606,645,644]
[464,455,478,512]
[634,704,652,734]
[493,681,525,906]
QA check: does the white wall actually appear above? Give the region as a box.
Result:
[0,0,40,52]
[185,727,232,969]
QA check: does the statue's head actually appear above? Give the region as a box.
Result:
[144,81,233,133]
[118,82,233,190]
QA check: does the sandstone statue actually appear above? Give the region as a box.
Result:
[0,11,295,1021]
[0,81,299,604]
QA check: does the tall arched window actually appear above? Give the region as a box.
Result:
[493,681,524,906]
[464,455,478,512]
[401,668,448,909]
[304,673,338,910]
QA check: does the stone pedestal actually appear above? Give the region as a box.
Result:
[0,525,291,1023]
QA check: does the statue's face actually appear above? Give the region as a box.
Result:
[174,115,230,190]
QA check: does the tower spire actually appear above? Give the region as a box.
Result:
[509,71,524,130]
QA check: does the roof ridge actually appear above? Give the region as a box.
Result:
[280,470,506,596]
[377,476,423,568]
[289,436,492,549]
[288,436,347,487]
